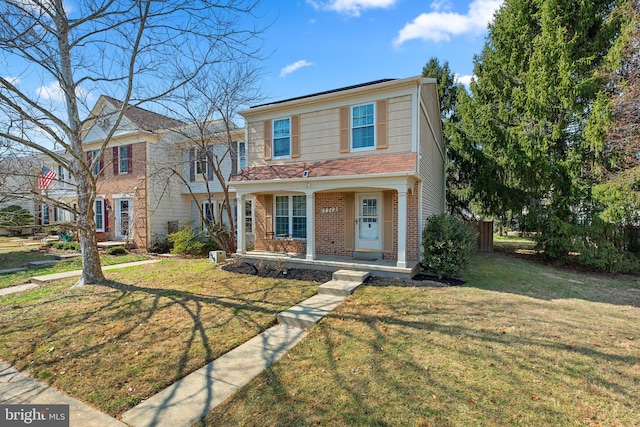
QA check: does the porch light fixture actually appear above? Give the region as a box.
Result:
[303,170,309,178]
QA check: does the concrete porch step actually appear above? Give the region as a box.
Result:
[277,294,346,329]
[318,279,362,297]
[332,269,370,283]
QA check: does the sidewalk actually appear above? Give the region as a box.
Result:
[0,362,125,427]
[29,260,160,284]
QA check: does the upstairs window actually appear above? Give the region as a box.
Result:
[273,118,291,158]
[351,103,375,150]
[91,149,103,176]
[117,145,131,174]
[195,149,208,176]
[238,141,246,170]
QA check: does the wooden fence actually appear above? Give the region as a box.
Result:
[467,221,493,252]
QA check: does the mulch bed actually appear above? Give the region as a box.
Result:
[222,262,464,287]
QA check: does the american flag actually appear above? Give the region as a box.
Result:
[38,165,57,190]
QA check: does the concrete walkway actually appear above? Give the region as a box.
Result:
[0,269,368,427]
[0,362,126,427]
[29,260,160,284]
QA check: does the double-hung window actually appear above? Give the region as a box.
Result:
[95,199,105,232]
[275,195,306,238]
[91,150,101,176]
[351,103,375,150]
[195,149,208,176]
[244,199,253,233]
[118,145,129,174]
[273,118,291,158]
[238,141,246,170]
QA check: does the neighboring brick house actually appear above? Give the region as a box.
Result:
[42,96,245,249]
[232,77,445,276]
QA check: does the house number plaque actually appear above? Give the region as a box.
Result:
[321,207,338,213]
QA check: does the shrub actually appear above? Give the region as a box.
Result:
[0,205,33,227]
[421,213,477,278]
[107,246,127,255]
[168,224,206,255]
[46,241,80,251]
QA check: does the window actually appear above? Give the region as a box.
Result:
[351,103,375,150]
[57,165,65,181]
[42,205,50,225]
[238,141,246,170]
[244,199,253,233]
[95,199,105,232]
[275,195,306,238]
[273,118,290,158]
[118,145,129,174]
[202,200,215,231]
[91,150,101,176]
[195,149,208,176]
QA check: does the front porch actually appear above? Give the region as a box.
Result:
[233,250,420,279]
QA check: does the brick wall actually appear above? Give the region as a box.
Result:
[315,192,351,257]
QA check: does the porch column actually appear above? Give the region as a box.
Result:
[236,194,246,254]
[305,191,315,260]
[397,190,407,268]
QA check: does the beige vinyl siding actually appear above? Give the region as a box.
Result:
[419,83,445,224]
[246,94,414,166]
[147,139,191,245]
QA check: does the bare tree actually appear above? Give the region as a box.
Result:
[0,0,263,285]
[152,61,263,254]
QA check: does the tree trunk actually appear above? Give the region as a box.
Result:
[72,165,106,287]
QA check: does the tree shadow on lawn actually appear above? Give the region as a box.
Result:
[0,277,313,415]
[203,292,640,426]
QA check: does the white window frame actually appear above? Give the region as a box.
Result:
[244,199,253,233]
[95,199,105,232]
[91,149,101,176]
[194,148,209,176]
[351,103,376,151]
[274,194,306,239]
[42,205,50,225]
[272,117,291,159]
[118,145,129,174]
[238,141,246,170]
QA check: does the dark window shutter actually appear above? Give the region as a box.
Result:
[99,154,104,177]
[127,144,133,174]
[263,120,272,161]
[291,115,300,158]
[113,147,119,175]
[231,141,238,176]
[377,99,388,149]
[264,194,273,236]
[340,107,349,153]
[189,148,195,182]
[206,145,214,181]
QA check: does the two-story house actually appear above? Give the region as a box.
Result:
[43,95,245,249]
[232,77,445,277]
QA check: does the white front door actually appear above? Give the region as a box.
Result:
[115,198,133,238]
[355,194,381,251]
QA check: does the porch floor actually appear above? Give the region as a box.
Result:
[234,250,420,279]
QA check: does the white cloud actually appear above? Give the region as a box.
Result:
[455,74,474,87]
[394,0,502,46]
[3,76,21,86]
[36,80,94,103]
[307,0,397,17]
[280,60,314,78]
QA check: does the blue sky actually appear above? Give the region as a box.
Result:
[256,0,503,103]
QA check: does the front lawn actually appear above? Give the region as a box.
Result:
[201,252,640,426]
[0,259,318,416]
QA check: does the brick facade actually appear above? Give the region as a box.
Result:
[95,142,147,248]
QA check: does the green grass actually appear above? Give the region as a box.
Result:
[0,259,318,416]
[200,251,640,426]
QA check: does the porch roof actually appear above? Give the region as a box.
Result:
[232,152,417,182]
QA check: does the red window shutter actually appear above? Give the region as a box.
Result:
[340,107,349,153]
[127,144,133,173]
[376,99,388,149]
[113,147,119,175]
[263,120,272,161]
[291,115,300,158]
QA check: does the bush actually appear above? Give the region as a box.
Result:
[0,205,33,227]
[107,246,127,255]
[46,241,80,251]
[421,213,477,278]
[168,224,207,255]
